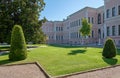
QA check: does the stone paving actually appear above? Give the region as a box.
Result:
[0,63,50,78]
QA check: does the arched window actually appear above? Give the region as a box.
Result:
[98,13,101,24]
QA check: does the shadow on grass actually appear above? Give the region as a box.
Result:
[99,51,102,53]
[0,59,16,65]
[102,57,118,65]
[68,50,86,55]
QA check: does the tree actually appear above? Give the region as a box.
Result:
[80,18,92,45]
[9,25,27,61]
[0,0,46,43]
[32,28,47,44]
[102,38,117,58]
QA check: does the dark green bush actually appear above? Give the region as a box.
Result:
[102,38,117,58]
[9,25,27,61]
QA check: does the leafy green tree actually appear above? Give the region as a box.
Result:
[80,18,92,45]
[9,25,27,61]
[32,28,47,44]
[0,0,46,43]
[102,38,117,58]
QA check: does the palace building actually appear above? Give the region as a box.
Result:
[42,0,120,46]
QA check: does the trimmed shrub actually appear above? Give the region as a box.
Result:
[102,38,117,58]
[9,25,27,61]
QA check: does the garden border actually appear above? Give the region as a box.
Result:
[55,64,120,78]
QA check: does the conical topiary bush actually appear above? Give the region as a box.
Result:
[102,38,117,58]
[9,25,27,61]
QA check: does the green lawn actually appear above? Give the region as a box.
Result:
[0,45,120,76]
[0,46,10,51]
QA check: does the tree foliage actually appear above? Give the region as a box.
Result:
[33,28,47,44]
[9,25,27,61]
[79,18,92,46]
[80,18,92,37]
[102,38,117,58]
[0,0,46,43]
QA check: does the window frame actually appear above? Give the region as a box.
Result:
[112,7,116,17]
[112,26,116,36]
[107,27,110,36]
[106,9,110,18]
[98,13,101,24]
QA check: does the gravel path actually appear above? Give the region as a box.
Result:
[0,63,48,78]
[58,66,120,78]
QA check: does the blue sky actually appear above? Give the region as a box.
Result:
[40,0,104,21]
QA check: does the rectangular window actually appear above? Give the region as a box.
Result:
[75,21,77,26]
[106,9,110,18]
[98,13,101,24]
[107,27,110,36]
[52,36,53,39]
[103,32,104,38]
[88,17,90,23]
[77,20,78,26]
[112,7,115,16]
[59,27,61,31]
[56,27,58,31]
[92,31,94,38]
[79,19,81,26]
[118,25,120,35]
[92,17,94,24]
[112,26,116,36]
[77,20,79,26]
[61,36,63,40]
[118,5,120,15]
[61,27,62,31]
[79,33,81,38]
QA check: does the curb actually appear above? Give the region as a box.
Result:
[35,62,52,78]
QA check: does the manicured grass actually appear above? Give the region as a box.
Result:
[0,45,120,76]
[0,46,10,51]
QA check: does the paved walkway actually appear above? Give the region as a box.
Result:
[0,63,49,78]
[1,63,120,78]
[57,65,120,78]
